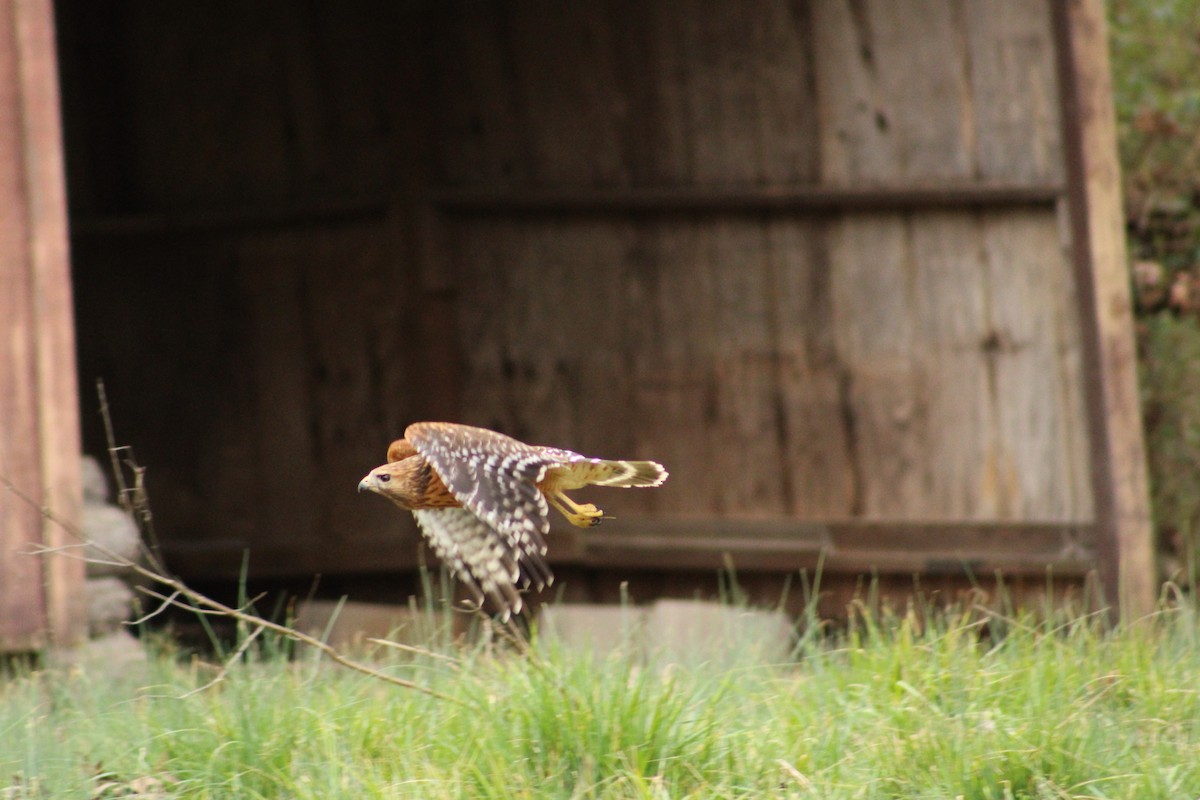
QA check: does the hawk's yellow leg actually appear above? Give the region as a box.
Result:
[548,491,605,528]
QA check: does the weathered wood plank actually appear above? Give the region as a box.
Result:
[69,198,390,238]
[432,3,523,186]
[223,221,434,571]
[455,215,744,517]
[765,219,855,516]
[826,213,925,516]
[1053,0,1154,616]
[0,70,47,650]
[823,205,1093,523]
[455,217,655,513]
[633,220,724,516]
[237,235,322,552]
[160,518,1096,580]
[982,210,1092,520]
[433,183,1063,215]
[815,0,1065,185]
[813,0,973,183]
[409,205,463,424]
[436,0,818,188]
[908,213,995,519]
[707,220,789,516]
[550,519,1096,576]
[542,221,642,465]
[450,204,1093,526]
[159,536,424,581]
[18,0,86,647]
[965,0,1064,183]
[59,3,423,210]
[0,0,85,651]
[505,4,630,186]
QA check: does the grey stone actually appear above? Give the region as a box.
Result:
[48,630,147,677]
[85,576,135,636]
[536,603,646,656]
[81,455,111,503]
[294,600,452,651]
[82,503,140,575]
[536,600,795,667]
[644,600,795,666]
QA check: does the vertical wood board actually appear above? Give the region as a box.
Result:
[0,0,85,651]
[437,0,1092,526]
[1054,0,1154,615]
[814,0,1063,184]
[435,0,819,188]
[451,206,1091,523]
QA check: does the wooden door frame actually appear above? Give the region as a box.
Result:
[0,0,85,651]
[1052,0,1155,618]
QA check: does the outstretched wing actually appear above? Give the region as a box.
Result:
[413,508,530,619]
[406,422,554,586]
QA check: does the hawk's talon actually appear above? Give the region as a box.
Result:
[548,491,606,529]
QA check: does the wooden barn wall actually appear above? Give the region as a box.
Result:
[440,0,1091,524]
[58,0,1093,585]
[60,2,437,576]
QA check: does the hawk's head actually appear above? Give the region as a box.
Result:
[358,455,459,511]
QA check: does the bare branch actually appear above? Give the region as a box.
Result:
[2,469,463,704]
[178,624,266,699]
[365,638,461,666]
[96,381,168,573]
[119,560,461,701]
[96,379,131,516]
[128,590,183,626]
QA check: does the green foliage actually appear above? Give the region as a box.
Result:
[6,604,1200,799]
[1109,0,1200,226]
[1141,314,1200,580]
[1110,1,1200,577]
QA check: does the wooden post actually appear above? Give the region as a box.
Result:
[0,0,86,651]
[1053,0,1155,618]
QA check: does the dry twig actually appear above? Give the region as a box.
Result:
[1,394,465,705]
[3,475,462,703]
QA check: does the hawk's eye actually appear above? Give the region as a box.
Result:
[378,474,391,483]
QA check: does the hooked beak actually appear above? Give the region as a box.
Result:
[357,475,372,493]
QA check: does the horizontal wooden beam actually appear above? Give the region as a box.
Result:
[160,519,1096,581]
[551,519,1096,576]
[68,182,1064,238]
[432,183,1064,215]
[69,197,391,238]
[160,527,426,581]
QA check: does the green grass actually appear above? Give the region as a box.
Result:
[6,601,1200,799]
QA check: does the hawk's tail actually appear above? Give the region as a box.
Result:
[588,460,668,488]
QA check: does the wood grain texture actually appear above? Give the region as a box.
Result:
[451,204,1095,524]
[436,0,817,188]
[813,0,971,182]
[54,0,1138,595]
[814,0,1064,184]
[982,210,1092,520]
[443,0,1091,527]
[19,0,86,648]
[0,0,85,651]
[965,0,1064,183]
[1054,0,1154,616]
